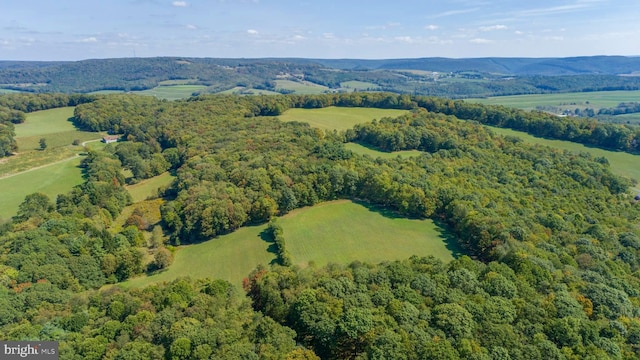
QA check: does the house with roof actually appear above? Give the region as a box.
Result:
[102,135,120,144]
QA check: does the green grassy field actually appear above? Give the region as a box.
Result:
[122,223,273,288]
[217,87,281,95]
[123,200,456,288]
[88,90,125,95]
[279,106,410,131]
[275,80,329,94]
[0,156,83,221]
[467,90,640,111]
[15,107,102,151]
[157,79,199,86]
[0,107,105,219]
[126,172,176,203]
[136,85,207,100]
[281,200,457,267]
[340,81,380,91]
[15,107,77,137]
[488,126,640,181]
[345,142,423,159]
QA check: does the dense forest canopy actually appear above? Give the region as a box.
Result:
[2,92,640,358]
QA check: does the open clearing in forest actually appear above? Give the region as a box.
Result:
[0,107,103,219]
[136,85,207,100]
[279,106,410,131]
[15,107,77,137]
[217,86,281,95]
[281,200,458,267]
[123,200,456,288]
[340,81,381,91]
[345,142,423,159]
[14,107,102,151]
[0,157,83,221]
[275,80,329,94]
[126,171,176,203]
[488,126,640,181]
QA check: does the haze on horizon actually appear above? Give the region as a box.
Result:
[1,0,639,61]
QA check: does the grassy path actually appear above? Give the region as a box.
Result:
[0,154,80,181]
[0,139,101,181]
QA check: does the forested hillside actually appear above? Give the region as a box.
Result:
[3,56,640,97]
[2,92,640,358]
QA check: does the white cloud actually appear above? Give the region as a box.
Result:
[80,37,98,43]
[247,29,258,35]
[479,25,507,31]
[365,22,401,31]
[469,38,493,44]
[425,24,439,30]
[172,1,188,7]
[517,3,593,17]
[186,24,197,30]
[394,36,414,43]
[292,35,305,40]
[514,30,524,35]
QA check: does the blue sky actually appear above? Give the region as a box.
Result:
[1,0,638,60]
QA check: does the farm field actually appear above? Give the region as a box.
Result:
[275,79,329,94]
[88,90,125,95]
[217,86,281,95]
[14,107,102,151]
[466,90,640,111]
[123,200,456,287]
[488,126,640,181]
[340,81,380,91]
[136,84,207,100]
[0,107,104,219]
[279,106,410,131]
[14,107,77,137]
[345,142,423,159]
[0,156,83,221]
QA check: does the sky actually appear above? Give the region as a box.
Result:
[1,0,639,61]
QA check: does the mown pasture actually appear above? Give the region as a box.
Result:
[278,106,410,131]
[122,223,273,288]
[281,200,457,267]
[136,84,207,100]
[0,157,83,221]
[275,79,329,94]
[14,107,102,152]
[0,107,103,219]
[217,86,281,95]
[340,81,380,91]
[123,200,456,287]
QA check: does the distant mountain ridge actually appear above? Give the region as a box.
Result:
[307,55,640,75]
[1,56,640,96]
